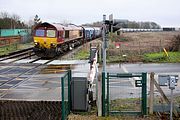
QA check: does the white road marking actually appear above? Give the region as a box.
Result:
[121,64,136,88]
[122,65,128,73]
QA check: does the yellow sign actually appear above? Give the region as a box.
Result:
[163,48,169,57]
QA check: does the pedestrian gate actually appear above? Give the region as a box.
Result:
[102,72,147,116]
[61,70,71,120]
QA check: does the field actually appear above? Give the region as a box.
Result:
[73,31,180,63]
[107,31,180,63]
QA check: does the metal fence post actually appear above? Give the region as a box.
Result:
[61,77,65,120]
[142,72,147,115]
[68,70,71,112]
[107,72,109,116]
[102,72,106,116]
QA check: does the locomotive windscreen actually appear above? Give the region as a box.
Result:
[47,30,56,37]
[35,29,45,37]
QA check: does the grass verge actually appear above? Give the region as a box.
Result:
[0,42,33,56]
[106,52,180,63]
[74,49,89,60]
[143,52,180,63]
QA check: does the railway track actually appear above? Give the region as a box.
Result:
[0,47,33,58]
[0,37,100,64]
[0,39,99,93]
[0,47,38,63]
[0,39,98,119]
[0,56,58,96]
[0,44,77,64]
[0,39,99,97]
[0,56,62,119]
[0,42,85,97]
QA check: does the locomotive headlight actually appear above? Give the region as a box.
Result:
[34,42,39,46]
[50,43,56,48]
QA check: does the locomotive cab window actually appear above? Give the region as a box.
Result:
[65,30,69,38]
[47,30,56,37]
[35,29,45,37]
[79,30,82,36]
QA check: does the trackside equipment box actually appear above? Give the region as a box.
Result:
[158,75,178,86]
[71,73,89,111]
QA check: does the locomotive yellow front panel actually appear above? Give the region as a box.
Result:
[34,37,57,49]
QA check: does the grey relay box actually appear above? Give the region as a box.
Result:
[158,75,178,86]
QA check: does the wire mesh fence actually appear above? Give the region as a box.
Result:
[148,72,180,119]
[108,40,173,56]
[109,77,142,112]
[102,72,147,116]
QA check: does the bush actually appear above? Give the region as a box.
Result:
[171,35,180,51]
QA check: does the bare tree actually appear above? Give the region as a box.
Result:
[11,14,21,29]
[61,19,72,25]
[11,14,20,21]
[27,19,34,28]
[0,11,10,18]
[0,12,28,29]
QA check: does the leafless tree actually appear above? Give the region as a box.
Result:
[0,11,10,18]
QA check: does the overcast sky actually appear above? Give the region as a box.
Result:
[0,0,180,27]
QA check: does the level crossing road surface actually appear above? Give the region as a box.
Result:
[0,62,180,100]
[0,60,90,101]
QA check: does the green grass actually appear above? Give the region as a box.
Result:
[0,42,33,56]
[106,51,180,63]
[107,55,126,63]
[143,52,180,63]
[110,98,141,111]
[74,49,89,60]
[0,43,18,55]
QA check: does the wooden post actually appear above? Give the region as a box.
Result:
[149,72,155,114]
[159,39,162,52]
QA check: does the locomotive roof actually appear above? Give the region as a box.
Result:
[67,24,82,30]
[34,22,82,31]
[34,22,63,30]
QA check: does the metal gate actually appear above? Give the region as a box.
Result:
[61,70,71,120]
[102,72,147,116]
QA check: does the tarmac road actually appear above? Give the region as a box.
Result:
[106,63,180,73]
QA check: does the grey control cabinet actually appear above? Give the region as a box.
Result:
[71,73,89,111]
[158,75,178,86]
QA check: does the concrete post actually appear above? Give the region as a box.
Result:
[102,14,106,73]
[149,72,155,114]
